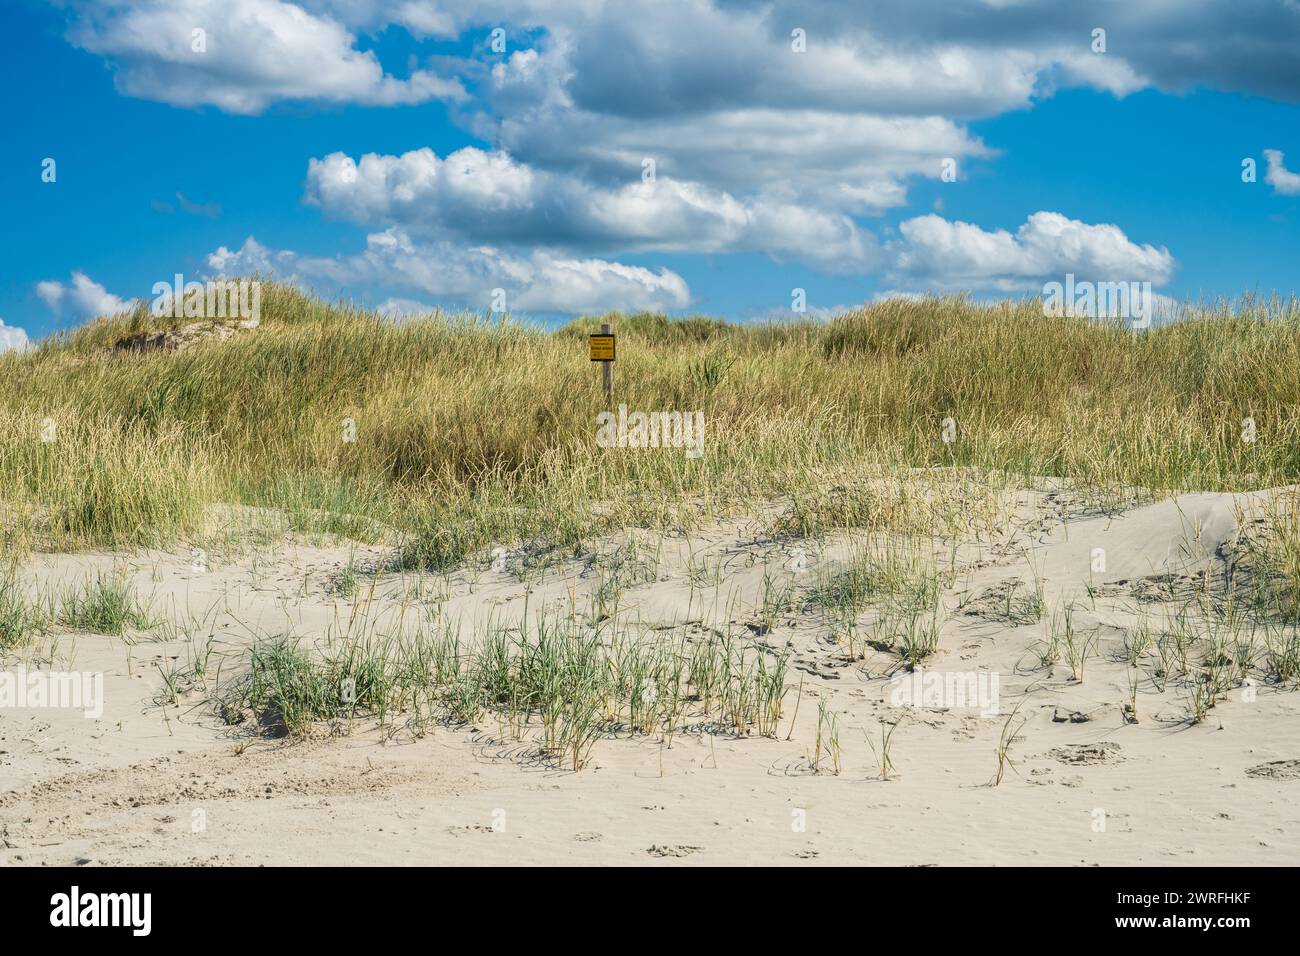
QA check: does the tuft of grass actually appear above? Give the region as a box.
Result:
[588,536,661,621]
[812,697,842,774]
[1122,617,1155,665]
[58,574,154,636]
[808,543,944,663]
[0,569,36,651]
[1003,577,1046,625]
[1234,492,1300,622]
[221,639,357,737]
[688,352,736,391]
[1054,602,1098,682]
[992,696,1029,786]
[807,541,918,618]
[864,716,903,780]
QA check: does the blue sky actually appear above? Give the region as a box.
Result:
[3,0,1299,347]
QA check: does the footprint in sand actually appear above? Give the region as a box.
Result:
[1047,742,1124,766]
[647,844,702,858]
[1246,759,1300,780]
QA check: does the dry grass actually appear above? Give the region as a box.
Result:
[3,282,1300,572]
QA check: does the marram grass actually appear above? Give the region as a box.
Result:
[3,282,1300,565]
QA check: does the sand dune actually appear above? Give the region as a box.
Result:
[3,480,1299,865]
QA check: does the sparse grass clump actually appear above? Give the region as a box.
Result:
[1234,492,1300,623]
[807,541,917,619]
[218,616,790,769]
[812,697,842,774]
[992,698,1028,787]
[807,543,944,661]
[58,574,154,636]
[221,639,352,737]
[0,570,35,650]
[864,716,903,780]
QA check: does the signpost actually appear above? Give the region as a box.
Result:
[589,322,615,402]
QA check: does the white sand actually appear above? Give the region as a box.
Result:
[3,483,1299,866]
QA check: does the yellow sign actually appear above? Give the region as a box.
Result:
[589,333,616,361]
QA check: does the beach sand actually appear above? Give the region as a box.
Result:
[3,479,1299,866]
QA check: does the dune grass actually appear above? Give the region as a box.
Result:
[1235,491,1300,622]
[218,615,789,767]
[57,573,155,636]
[3,282,1300,571]
[0,568,35,651]
[7,284,1300,745]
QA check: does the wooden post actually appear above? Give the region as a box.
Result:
[600,322,614,403]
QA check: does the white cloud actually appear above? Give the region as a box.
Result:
[33,282,63,312]
[459,0,1298,232]
[0,319,31,353]
[207,237,300,279]
[176,192,222,217]
[495,106,990,216]
[64,0,1300,119]
[746,302,858,322]
[1047,46,1149,98]
[52,1,1252,310]
[305,146,879,270]
[886,211,1177,293]
[207,231,691,314]
[373,296,441,319]
[67,0,465,114]
[35,272,135,319]
[1264,149,1300,196]
[477,20,999,223]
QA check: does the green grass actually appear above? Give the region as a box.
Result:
[217,616,789,768]
[58,574,154,636]
[1234,492,1300,622]
[808,542,933,618]
[3,282,1300,569]
[0,568,35,650]
[9,282,1300,742]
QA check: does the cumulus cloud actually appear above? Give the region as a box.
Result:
[735,0,1300,103]
[885,211,1177,293]
[207,232,691,314]
[1264,149,1300,196]
[543,2,1046,120]
[66,0,465,114]
[35,272,135,319]
[66,0,1300,117]
[57,0,1300,206]
[474,18,999,222]
[462,0,1299,218]
[207,236,300,280]
[304,147,878,270]
[493,105,990,218]
[0,319,31,353]
[63,0,1258,240]
[57,1,1264,309]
